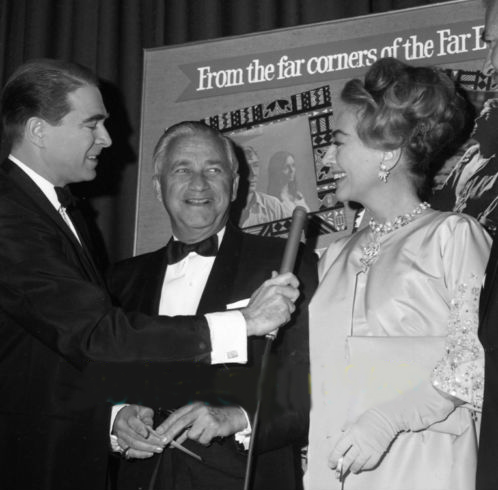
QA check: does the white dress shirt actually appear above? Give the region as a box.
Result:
[159,229,252,446]
[160,228,247,363]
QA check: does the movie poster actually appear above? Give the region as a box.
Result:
[135,0,491,254]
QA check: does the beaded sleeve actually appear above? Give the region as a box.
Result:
[431,274,484,411]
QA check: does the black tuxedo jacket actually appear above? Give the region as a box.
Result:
[0,159,215,490]
[478,236,498,490]
[107,224,318,490]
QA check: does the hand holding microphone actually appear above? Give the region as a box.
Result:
[242,207,308,338]
[242,271,299,336]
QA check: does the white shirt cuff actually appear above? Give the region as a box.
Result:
[206,310,247,364]
[109,404,128,452]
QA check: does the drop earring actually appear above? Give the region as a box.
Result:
[378,162,390,183]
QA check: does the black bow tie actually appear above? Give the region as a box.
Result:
[165,235,218,264]
[55,186,77,209]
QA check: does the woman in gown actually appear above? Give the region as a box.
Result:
[305,58,491,490]
[266,151,310,215]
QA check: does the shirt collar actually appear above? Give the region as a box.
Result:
[173,226,226,246]
[9,154,60,211]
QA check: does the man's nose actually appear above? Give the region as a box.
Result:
[96,126,112,148]
[189,171,208,188]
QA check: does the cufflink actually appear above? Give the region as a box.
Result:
[227,350,238,359]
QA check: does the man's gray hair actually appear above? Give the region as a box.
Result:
[152,121,239,180]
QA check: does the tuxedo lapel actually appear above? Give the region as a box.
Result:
[67,206,94,251]
[196,225,242,315]
[2,159,74,239]
[1,159,105,287]
[144,249,169,314]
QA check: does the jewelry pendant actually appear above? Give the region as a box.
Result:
[360,233,380,271]
[378,163,390,183]
[361,202,430,271]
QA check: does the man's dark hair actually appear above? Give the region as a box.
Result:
[0,58,97,151]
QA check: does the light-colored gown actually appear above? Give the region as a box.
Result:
[305,210,491,490]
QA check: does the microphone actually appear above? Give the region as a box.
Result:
[266,205,308,340]
[279,206,308,274]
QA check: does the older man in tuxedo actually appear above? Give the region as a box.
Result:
[478,1,498,488]
[0,59,300,490]
[107,121,317,490]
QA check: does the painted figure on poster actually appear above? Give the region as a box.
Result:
[267,150,310,215]
[239,145,287,227]
[433,96,498,236]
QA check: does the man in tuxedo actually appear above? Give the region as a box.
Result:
[107,121,317,489]
[0,59,300,490]
[478,1,498,488]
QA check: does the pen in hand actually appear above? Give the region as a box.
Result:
[145,425,203,462]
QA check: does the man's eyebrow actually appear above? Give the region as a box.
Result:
[205,158,226,165]
[83,113,109,123]
[170,158,225,166]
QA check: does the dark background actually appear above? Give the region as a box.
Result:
[0,0,452,262]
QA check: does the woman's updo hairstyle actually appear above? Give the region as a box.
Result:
[341,57,468,197]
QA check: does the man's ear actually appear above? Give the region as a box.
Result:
[231,174,240,202]
[152,175,163,204]
[25,117,46,148]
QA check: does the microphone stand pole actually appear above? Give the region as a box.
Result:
[243,206,308,490]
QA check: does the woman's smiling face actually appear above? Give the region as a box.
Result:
[324,102,384,205]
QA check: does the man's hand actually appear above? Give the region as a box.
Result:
[155,402,247,446]
[242,271,300,336]
[112,405,164,459]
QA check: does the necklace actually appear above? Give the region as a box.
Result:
[368,201,431,234]
[360,201,430,271]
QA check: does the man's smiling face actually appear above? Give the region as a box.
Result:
[159,133,239,243]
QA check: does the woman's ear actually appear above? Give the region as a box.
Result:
[381,149,401,170]
[378,148,402,184]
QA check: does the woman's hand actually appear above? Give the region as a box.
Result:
[328,408,397,478]
[329,382,457,479]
